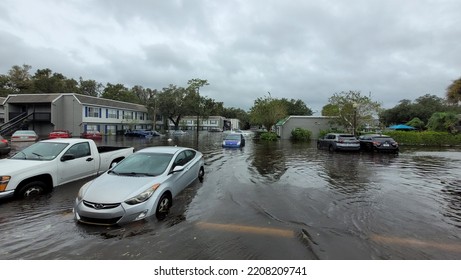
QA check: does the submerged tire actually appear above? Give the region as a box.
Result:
[156,193,171,220]
[17,181,47,198]
[198,167,205,180]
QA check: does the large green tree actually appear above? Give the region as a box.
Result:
[186,78,210,135]
[426,112,459,133]
[77,77,103,97]
[32,68,78,93]
[446,77,461,104]
[249,95,287,131]
[222,107,250,129]
[4,64,33,94]
[379,94,454,126]
[325,90,381,135]
[101,83,141,104]
[280,98,313,115]
[156,84,190,130]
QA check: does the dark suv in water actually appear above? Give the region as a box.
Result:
[317,133,360,152]
[359,134,399,153]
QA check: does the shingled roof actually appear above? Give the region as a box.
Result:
[4,93,147,112]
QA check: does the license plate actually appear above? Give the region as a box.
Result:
[383,144,389,147]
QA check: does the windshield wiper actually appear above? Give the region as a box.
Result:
[32,152,43,159]
[118,172,154,177]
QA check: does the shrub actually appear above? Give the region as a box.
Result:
[291,128,312,141]
[260,132,278,141]
[385,130,461,146]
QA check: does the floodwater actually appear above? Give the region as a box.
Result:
[0,132,460,260]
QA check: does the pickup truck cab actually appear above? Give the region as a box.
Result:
[0,138,134,199]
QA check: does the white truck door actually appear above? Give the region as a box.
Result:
[58,142,97,184]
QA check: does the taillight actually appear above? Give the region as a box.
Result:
[1,139,8,144]
[373,141,381,146]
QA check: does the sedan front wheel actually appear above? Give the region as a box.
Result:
[156,193,171,220]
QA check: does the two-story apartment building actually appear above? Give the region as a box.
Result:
[0,93,153,137]
[169,115,228,131]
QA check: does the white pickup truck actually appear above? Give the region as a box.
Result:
[0,138,134,199]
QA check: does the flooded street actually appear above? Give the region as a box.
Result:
[0,132,460,260]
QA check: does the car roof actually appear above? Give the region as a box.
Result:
[12,130,37,134]
[328,133,354,137]
[362,134,391,138]
[40,138,93,144]
[136,146,193,155]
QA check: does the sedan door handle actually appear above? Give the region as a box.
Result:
[86,157,94,162]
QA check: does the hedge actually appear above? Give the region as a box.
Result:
[384,131,461,146]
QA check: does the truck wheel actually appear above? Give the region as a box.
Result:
[328,145,335,152]
[17,181,47,198]
[155,193,171,220]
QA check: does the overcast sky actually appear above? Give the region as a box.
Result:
[1,0,460,112]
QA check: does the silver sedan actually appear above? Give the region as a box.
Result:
[74,146,205,225]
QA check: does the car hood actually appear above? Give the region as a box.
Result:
[82,173,162,204]
[0,159,49,175]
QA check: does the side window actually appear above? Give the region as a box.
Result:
[185,150,196,162]
[173,152,187,167]
[65,143,91,159]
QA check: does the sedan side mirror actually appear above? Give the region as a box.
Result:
[172,165,185,173]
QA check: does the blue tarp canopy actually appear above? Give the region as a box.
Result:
[388,124,416,130]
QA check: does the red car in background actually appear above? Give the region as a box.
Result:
[48,130,72,139]
[81,130,102,140]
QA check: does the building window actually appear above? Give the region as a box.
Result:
[86,124,98,131]
[123,111,132,120]
[88,107,99,118]
[210,120,217,124]
[107,109,117,119]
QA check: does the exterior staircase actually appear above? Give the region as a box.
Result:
[0,112,31,136]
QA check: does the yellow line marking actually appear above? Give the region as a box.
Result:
[371,234,461,252]
[196,222,295,238]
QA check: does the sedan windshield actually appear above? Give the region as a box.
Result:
[225,134,241,140]
[11,142,69,161]
[373,137,394,142]
[110,152,173,176]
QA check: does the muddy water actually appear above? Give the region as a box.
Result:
[0,133,460,259]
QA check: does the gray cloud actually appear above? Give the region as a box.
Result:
[1,0,460,112]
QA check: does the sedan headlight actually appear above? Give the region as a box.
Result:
[125,183,160,205]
